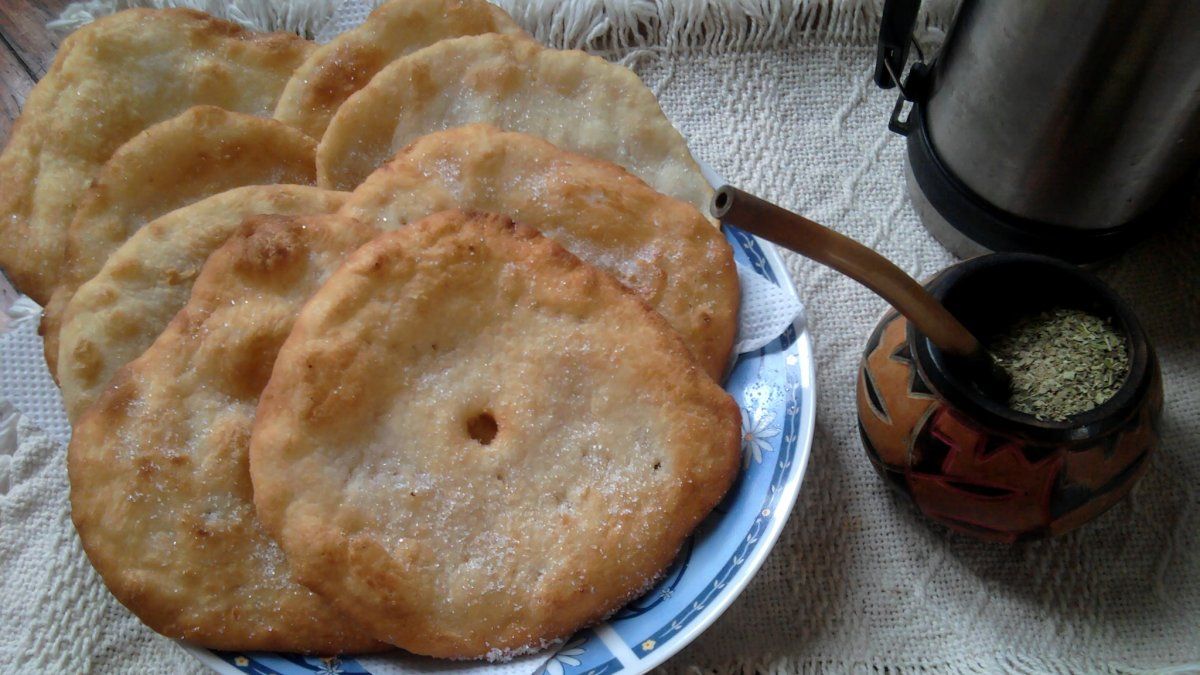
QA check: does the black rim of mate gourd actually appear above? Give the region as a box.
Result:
[908,253,1155,445]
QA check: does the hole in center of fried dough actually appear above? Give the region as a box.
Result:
[466,411,499,445]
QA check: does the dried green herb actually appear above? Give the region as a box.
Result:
[988,308,1130,422]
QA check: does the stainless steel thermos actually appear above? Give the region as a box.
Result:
[876,0,1200,263]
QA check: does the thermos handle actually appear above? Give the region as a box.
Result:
[874,0,921,90]
[875,0,926,136]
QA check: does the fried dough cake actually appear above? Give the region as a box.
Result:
[316,33,713,220]
[339,125,737,379]
[249,210,741,658]
[274,0,527,139]
[68,213,382,652]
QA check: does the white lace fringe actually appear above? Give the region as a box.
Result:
[47,0,957,49]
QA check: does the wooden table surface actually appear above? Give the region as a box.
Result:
[1,0,71,141]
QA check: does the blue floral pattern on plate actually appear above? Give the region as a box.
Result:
[190,175,816,675]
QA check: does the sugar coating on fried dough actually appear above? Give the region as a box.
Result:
[41,106,318,375]
[68,213,383,652]
[57,185,348,423]
[0,9,312,303]
[249,210,741,658]
[274,0,527,139]
[316,33,713,220]
[340,125,737,379]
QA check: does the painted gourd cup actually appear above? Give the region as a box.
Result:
[857,253,1162,543]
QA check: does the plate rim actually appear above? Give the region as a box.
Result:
[183,643,235,674]
[622,233,816,674]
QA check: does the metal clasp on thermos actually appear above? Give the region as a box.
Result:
[873,0,927,136]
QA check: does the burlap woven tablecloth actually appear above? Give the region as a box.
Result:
[2,2,1198,672]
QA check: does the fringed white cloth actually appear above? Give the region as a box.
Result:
[49,0,958,49]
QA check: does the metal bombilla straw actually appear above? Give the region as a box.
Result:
[712,185,1011,400]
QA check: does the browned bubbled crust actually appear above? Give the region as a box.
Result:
[56,185,348,423]
[250,210,741,658]
[68,213,384,652]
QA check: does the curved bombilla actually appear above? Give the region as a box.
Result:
[712,185,1011,400]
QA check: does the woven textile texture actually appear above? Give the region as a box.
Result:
[3,2,1199,673]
